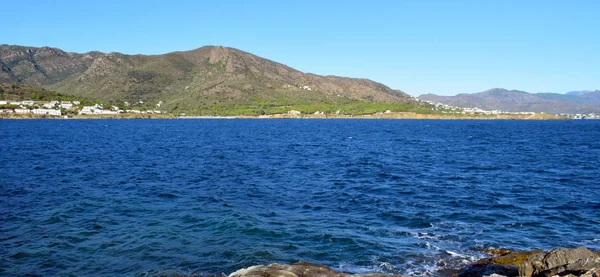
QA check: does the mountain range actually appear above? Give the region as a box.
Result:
[4,44,598,115]
[0,44,414,113]
[419,88,600,114]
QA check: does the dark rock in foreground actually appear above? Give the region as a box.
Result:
[457,250,544,277]
[227,248,599,277]
[228,261,409,277]
[518,248,599,277]
[457,247,599,277]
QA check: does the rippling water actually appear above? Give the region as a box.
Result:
[1,119,599,276]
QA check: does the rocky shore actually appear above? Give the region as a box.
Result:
[228,248,599,277]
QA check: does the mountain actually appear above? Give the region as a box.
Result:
[535,90,600,106]
[566,90,594,96]
[1,45,415,113]
[0,45,104,85]
[564,90,600,105]
[418,88,600,114]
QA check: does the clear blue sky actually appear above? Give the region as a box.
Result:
[3,0,599,96]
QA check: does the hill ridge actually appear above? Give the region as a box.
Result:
[1,44,415,114]
[419,88,600,114]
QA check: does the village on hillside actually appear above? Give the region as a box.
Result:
[417,98,600,119]
[0,99,164,117]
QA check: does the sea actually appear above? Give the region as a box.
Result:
[1,119,599,277]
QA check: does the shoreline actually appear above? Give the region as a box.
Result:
[0,112,572,120]
[227,248,599,277]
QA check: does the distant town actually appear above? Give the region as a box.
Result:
[417,98,600,120]
[0,99,164,117]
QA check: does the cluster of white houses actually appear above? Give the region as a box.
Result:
[0,100,163,116]
[0,100,81,116]
[417,99,536,115]
[417,98,600,119]
[563,113,600,119]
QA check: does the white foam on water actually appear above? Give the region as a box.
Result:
[443,249,471,259]
[334,263,384,274]
[378,262,398,272]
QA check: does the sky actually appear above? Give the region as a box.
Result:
[2,0,599,96]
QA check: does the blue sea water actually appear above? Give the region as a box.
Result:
[1,119,599,277]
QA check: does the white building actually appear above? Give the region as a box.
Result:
[302,86,312,91]
[81,105,119,115]
[43,101,59,108]
[99,110,118,115]
[80,106,94,114]
[80,104,102,115]
[0,100,7,105]
[22,100,35,106]
[32,109,61,116]
[15,108,30,114]
[60,101,73,109]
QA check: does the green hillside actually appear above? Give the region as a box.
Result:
[0,83,77,102]
[1,45,428,115]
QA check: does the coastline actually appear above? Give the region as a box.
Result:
[0,113,175,119]
[227,248,599,277]
[229,112,568,120]
[0,112,570,120]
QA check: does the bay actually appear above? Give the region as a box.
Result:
[1,119,599,276]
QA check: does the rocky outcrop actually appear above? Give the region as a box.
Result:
[456,248,600,277]
[518,248,599,277]
[226,249,599,277]
[229,262,409,277]
[455,250,545,277]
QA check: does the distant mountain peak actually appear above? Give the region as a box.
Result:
[566,90,599,96]
[481,88,528,94]
[418,88,600,114]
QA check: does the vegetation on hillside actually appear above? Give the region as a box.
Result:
[176,97,435,116]
[0,83,79,101]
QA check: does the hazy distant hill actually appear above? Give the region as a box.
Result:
[418,88,600,114]
[1,45,415,113]
[566,90,600,105]
[566,90,594,96]
[535,90,600,106]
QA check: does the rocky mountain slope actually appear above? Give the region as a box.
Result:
[419,88,600,114]
[0,45,104,85]
[1,45,414,113]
